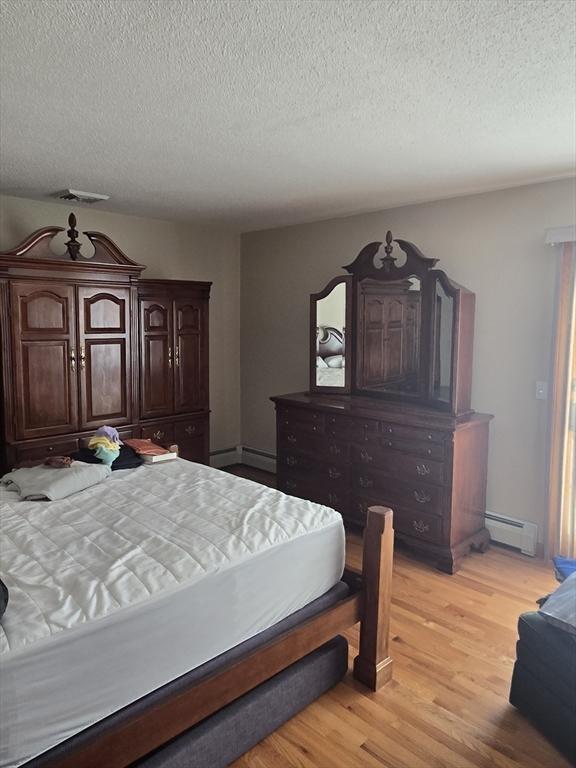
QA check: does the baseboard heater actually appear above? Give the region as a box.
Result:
[485,512,538,556]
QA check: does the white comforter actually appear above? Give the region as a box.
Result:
[0,459,342,656]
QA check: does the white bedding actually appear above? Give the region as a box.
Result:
[0,459,345,767]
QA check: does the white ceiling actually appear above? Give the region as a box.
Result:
[0,0,574,231]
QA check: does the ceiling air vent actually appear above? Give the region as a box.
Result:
[56,189,110,204]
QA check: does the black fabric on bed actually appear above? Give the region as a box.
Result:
[27,581,350,767]
[0,577,8,620]
[69,445,144,470]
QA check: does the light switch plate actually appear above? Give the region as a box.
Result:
[535,381,548,400]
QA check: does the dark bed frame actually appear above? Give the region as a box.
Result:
[32,506,394,768]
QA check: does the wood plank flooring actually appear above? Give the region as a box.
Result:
[225,465,569,768]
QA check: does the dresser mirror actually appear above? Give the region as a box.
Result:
[308,231,475,414]
[310,275,353,393]
[432,275,455,403]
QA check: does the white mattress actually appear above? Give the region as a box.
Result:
[0,459,345,768]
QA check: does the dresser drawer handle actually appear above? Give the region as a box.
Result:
[414,489,432,504]
[286,455,297,466]
[185,425,197,436]
[416,463,430,476]
[427,448,432,455]
[360,449,373,463]
[47,446,54,452]
[385,440,394,448]
[287,434,297,443]
[359,476,373,488]
[386,426,394,434]
[328,467,341,480]
[329,444,341,455]
[413,519,430,534]
[427,433,433,441]
[328,492,339,505]
[153,430,165,441]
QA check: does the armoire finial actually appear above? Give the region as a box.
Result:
[65,212,81,260]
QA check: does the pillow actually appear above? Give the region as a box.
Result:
[538,571,576,638]
[0,578,8,620]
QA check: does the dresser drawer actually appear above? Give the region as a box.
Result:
[380,423,446,444]
[278,430,349,462]
[352,444,445,486]
[352,497,444,543]
[394,509,444,543]
[278,450,349,486]
[141,422,175,444]
[379,435,445,460]
[15,439,79,464]
[278,408,325,435]
[354,470,444,516]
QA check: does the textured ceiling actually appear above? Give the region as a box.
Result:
[0,0,574,231]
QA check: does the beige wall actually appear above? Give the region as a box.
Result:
[241,178,576,538]
[0,195,241,452]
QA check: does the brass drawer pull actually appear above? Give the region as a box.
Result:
[360,449,373,463]
[185,425,196,436]
[359,476,373,488]
[413,519,430,534]
[153,430,165,441]
[416,463,430,476]
[287,434,297,443]
[328,492,339,505]
[427,433,433,441]
[70,348,76,372]
[329,444,341,455]
[80,345,86,370]
[168,347,172,369]
[286,455,297,466]
[328,467,341,479]
[414,489,432,504]
[385,440,394,448]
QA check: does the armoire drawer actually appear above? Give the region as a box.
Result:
[141,422,175,444]
[175,418,206,441]
[15,438,79,464]
[352,444,445,486]
[354,471,444,516]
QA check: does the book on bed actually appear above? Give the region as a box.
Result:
[123,439,178,462]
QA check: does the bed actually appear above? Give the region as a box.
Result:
[0,459,394,768]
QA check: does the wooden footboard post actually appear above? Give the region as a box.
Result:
[353,506,394,691]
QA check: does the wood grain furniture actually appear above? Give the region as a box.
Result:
[273,229,493,573]
[0,214,210,470]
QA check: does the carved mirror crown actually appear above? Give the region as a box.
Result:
[310,230,475,415]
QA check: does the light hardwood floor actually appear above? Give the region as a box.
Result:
[226,466,569,768]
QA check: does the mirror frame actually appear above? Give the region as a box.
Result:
[309,275,354,394]
[308,232,475,415]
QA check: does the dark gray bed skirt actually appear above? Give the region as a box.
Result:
[27,582,350,767]
[135,635,348,768]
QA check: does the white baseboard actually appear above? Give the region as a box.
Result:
[209,446,242,468]
[241,446,277,474]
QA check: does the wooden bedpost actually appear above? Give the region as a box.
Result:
[353,506,394,691]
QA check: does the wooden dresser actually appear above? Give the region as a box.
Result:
[273,393,491,574]
[0,214,210,471]
[273,230,493,573]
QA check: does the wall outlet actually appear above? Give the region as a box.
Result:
[535,381,548,400]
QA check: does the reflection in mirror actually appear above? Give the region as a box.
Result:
[433,280,454,402]
[316,282,346,387]
[359,276,422,394]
